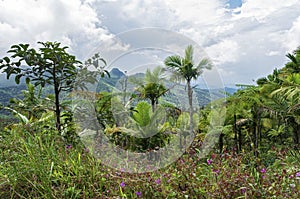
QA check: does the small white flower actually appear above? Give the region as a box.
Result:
[289,183,295,188]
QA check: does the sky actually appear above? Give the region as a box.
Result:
[1,0,300,87]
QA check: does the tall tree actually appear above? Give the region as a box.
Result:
[236,86,265,157]
[271,73,300,149]
[164,45,212,135]
[254,47,300,150]
[0,42,106,133]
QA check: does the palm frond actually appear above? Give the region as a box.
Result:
[164,55,182,69]
[197,58,212,70]
[286,53,298,65]
[144,66,166,84]
[184,45,194,64]
[128,76,143,86]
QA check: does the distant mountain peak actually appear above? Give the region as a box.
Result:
[110,68,125,78]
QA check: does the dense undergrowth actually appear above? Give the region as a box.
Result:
[0,126,299,198]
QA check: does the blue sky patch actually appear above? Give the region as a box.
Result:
[228,0,242,9]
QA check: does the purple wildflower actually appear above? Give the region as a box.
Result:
[260,168,266,173]
[213,169,220,175]
[66,144,72,149]
[155,178,161,185]
[207,159,212,165]
[241,188,246,194]
[296,172,300,177]
[120,181,125,188]
[136,191,142,197]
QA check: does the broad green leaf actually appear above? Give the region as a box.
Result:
[132,101,151,127]
[5,107,29,124]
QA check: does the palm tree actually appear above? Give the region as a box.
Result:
[225,94,248,154]
[236,86,266,157]
[130,66,167,112]
[271,73,300,149]
[285,47,300,74]
[164,45,212,135]
[267,48,300,149]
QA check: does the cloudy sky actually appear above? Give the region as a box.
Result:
[1,0,300,87]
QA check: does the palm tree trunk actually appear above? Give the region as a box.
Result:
[234,114,238,153]
[238,128,242,153]
[187,80,194,137]
[257,110,262,148]
[296,126,300,149]
[151,99,155,113]
[219,133,224,154]
[253,117,258,157]
[292,119,300,149]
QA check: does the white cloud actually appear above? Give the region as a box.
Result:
[283,16,300,51]
[164,0,226,26]
[1,0,300,85]
[206,39,239,65]
[266,51,280,56]
[236,0,299,22]
[0,0,111,59]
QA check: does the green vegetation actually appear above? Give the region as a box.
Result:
[0,43,299,198]
[0,42,107,133]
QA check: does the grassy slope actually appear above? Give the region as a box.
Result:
[0,126,299,198]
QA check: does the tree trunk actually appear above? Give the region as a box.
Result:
[151,99,156,113]
[123,72,128,106]
[257,109,262,147]
[219,133,224,154]
[238,128,242,153]
[295,124,300,149]
[187,80,194,136]
[292,122,300,149]
[53,64,61,133]
[253,117,258,157]
[54,82,61,133]
[233,114,238,153]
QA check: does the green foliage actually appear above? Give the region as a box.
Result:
[0,42,80,133]
[7,83,48,121]
[130,66,168,112]
[0,41,108,133]
[268,125,285,138]
[132,101,151,127]
[95,91,115,127]
[105,101,170,152]
[4,107,29,124]
[0,124,108,198]
[0,42,80,88]
[164,45,212,83]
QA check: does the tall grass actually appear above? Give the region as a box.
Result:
[0,125,299,198]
